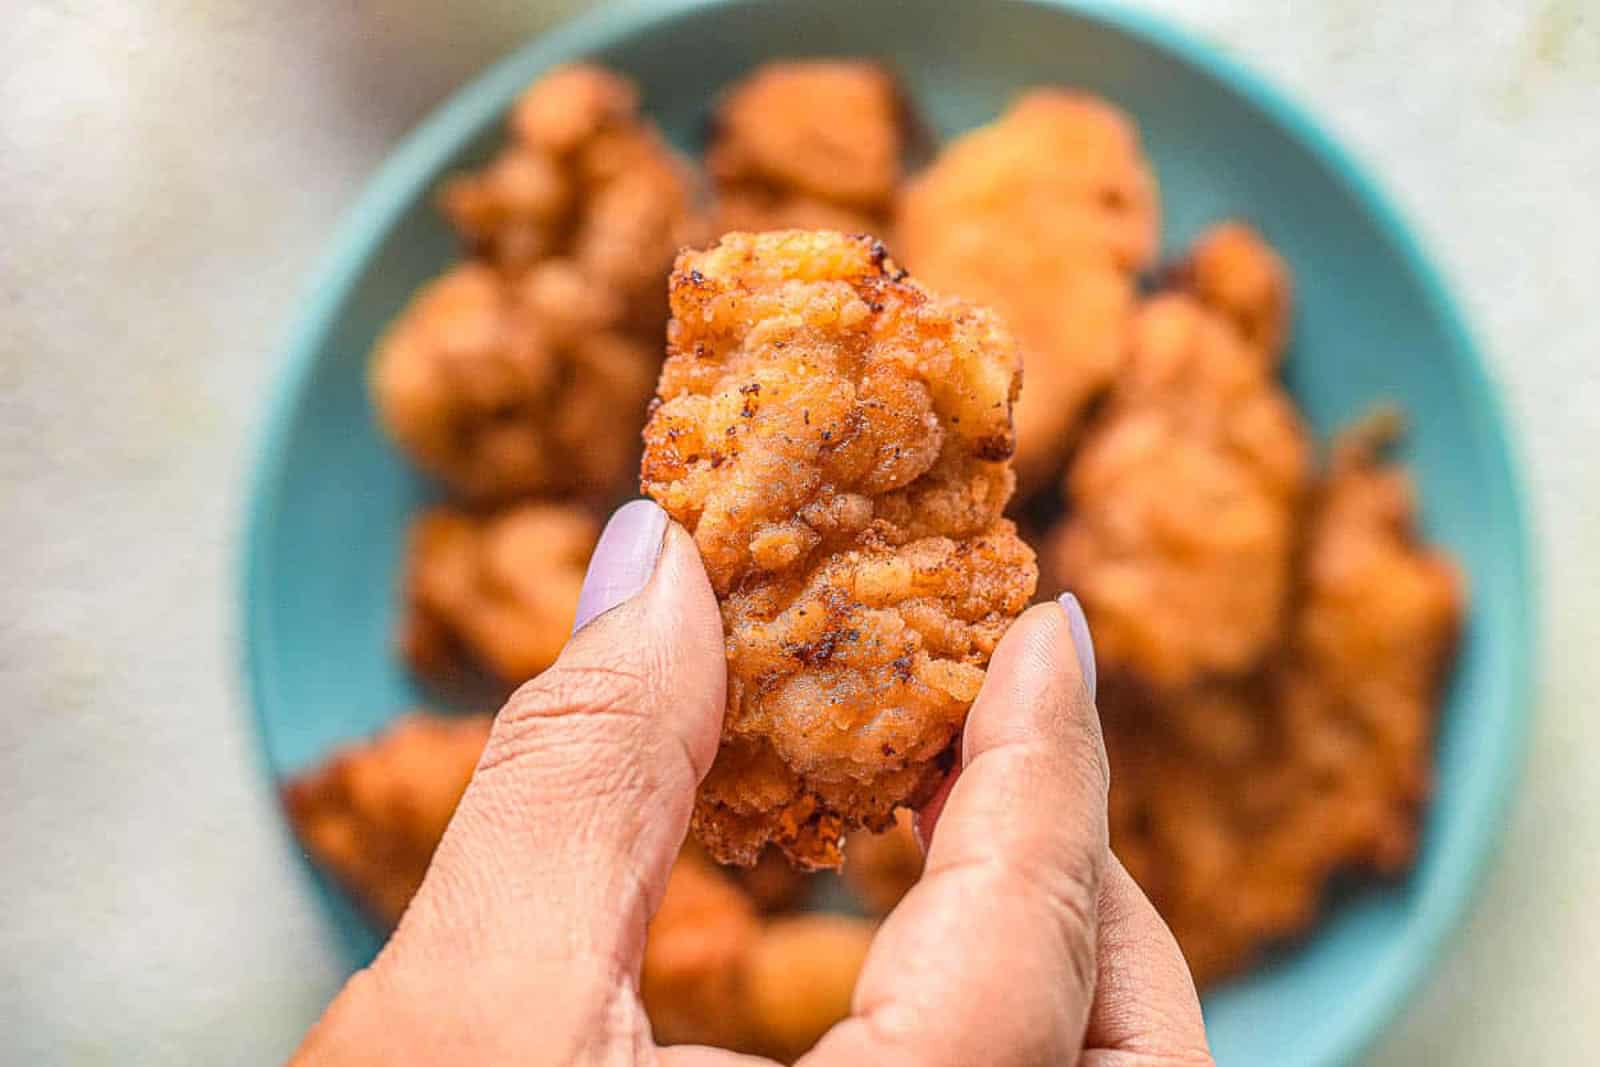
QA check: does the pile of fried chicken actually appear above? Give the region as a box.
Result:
[285,58,1465,1058]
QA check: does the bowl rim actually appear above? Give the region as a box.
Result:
[240,2,1538,1063]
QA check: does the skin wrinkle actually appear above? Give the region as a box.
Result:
[921,845,1103,1000]
[1082,860,1213,1066]
[413,798,649,967]
[391,537,723,1007]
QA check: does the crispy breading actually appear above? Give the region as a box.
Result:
[1047,292,1310,688]
[642,231,1036,868]
[281,713,491,927]
[439,64,703,334]
[842,807,923,915]
[708,61,905,239]
[1107,436,1463,987]
[399,501,596,684]
[369,262,658,500]
[896,89,1159,487]
[1172,221,1292,362]
[1286,431,1465,869]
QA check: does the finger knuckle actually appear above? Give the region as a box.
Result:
[481,668,647,775]
[478,658,697,809]
[1039,856,1100,993]
[505,661,649,726]
[986,847,1101,994]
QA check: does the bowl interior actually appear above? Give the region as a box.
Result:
[245,2,1533,1064]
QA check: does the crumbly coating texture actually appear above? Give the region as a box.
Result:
[399,502,596,684]
[369,262,659,500]
[1046,292,1310,689]
[896,89,1159,487]
[842,808,923,915]
[641,852,763,1050]
[1107,439,1463,987]
[642,231,1036,868]
[742,915,875,1062]
[281,713,491,927]
[1172,221,1292,362]
[708,61,905,239]
[438,64,703,333]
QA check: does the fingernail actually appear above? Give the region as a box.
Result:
[572,500,670,633]
[1056,592,1097,700]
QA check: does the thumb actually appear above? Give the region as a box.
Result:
[389,499,726,990]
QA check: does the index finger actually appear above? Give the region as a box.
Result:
[805,599,1109,1067]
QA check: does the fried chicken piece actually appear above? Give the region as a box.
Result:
[370,262,660,500]
[439,64,703,334]
[708,61,905,239]
[842,808,923,915]
[399,501,596,684]
[642,231,1036,869]
[743,915,875,1062]
[1284,431,1465,868]
[1046,292,1310,689]
[642,856,874,1059]
[896,90,1159,487]
[641,852,762,1050]
[281,713,491,927]
[1171,221,1292,362]
[1107,434,1463,987]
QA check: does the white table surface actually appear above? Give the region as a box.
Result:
[2,1,1595,1062]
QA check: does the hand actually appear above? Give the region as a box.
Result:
[290,500,1213,1067]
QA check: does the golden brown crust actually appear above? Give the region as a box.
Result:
[707,61,905,239]
[1171,221,1292,363]
[1106,438,1463,987]
[439,64,703,334]
[280,713,491,927]
[643,231,1035,868]
[896,89,1159,488]
[399,502,596,685]
[369,263,659,500]
[1047,292,1311,689]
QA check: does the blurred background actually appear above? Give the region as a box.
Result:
[1,0,1595,1062]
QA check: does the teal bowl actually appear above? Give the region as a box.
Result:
[243,1,1536,1063]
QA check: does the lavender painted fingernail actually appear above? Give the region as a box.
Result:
[1057,592,1097,701]
[572,500,670,633]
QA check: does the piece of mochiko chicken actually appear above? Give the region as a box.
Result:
[642,230,1037,869]
[896,89,1159,489]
